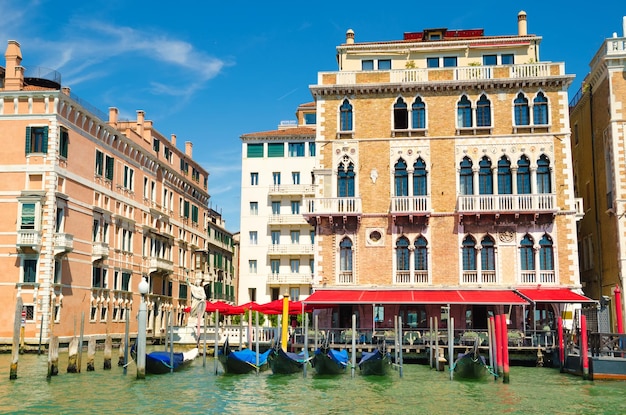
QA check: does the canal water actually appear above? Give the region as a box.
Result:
[1,350,625,414]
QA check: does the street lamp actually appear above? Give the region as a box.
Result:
[136,277,149,379]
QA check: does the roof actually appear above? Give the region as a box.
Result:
[241,126,315,139]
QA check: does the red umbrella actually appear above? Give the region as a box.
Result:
[257,299,306,315]
[205,301,234,314]
[239,301,262,311]
[223,305,245,315]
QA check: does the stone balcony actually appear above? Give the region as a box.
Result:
[457,193,557,217]
[268,184,315,196]
[92,241,109,260]
[17,230,42,253]
[53,232,74,255]
[149,257,174,274]
[303,197,362,222]
[267,244,315,256]
[267,272,314,285]
[268,214,310,226]
[390,196,430,221]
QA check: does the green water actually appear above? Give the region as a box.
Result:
[1,351,625,414]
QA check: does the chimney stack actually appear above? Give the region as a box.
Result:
[109,107,119,127]
[517,11,527,36]
[137,110,145,138]
[171,134,177,147]
[185,141,193,158]
[4,40,24,90]
[346,29,355,44]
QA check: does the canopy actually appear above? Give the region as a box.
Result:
[257,299,309,315]
[515,288,596,304]
[303,289,528,306]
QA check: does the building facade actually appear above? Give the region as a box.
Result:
[303,12,586,331]
[205,208,236,303]
[239,103,317,304]
[0,41,218,344]
[570,17,626,331]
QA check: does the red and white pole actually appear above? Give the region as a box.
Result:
[558,316,564,371]
[614,285,624,334]
[581,314,589,380]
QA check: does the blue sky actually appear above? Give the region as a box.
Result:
[2,0,624,232]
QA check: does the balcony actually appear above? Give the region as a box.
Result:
[267,273,314,285]
[53,233,74,255]
[268,214,309,226]
[390,196,430,221]
[92,241,109,260]
[268,184,315,196]
[394,271,429,285]
[303,197,362,222]
[337,271,355,284]
[268,244,315,256]
[457,194,557,218]
[17,230,42,252]
[520,270,556,285]
[149,257,174,274]
[462,271,497,284]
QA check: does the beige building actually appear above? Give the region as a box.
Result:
[570,17,626,331]
[0,40,218,345]
[303,11,589,332]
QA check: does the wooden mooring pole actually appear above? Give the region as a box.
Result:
[67,337,79,373]
[86,337,96,371]
[47,335,59,378]
[103,335,112,370]
[10,297,23,380]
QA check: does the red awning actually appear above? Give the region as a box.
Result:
[515,288,596,303]
[304,289,528,306]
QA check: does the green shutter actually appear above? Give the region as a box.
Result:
[184,201,189,218]
[268,143,284,158]
[42,127,49,153]
[106,156,114,180]
[247,143,263,158]
[25,127,32,154]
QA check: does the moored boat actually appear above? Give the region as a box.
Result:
[131,345,198,375]
[358,348,391,376]
[268,346,307,374]
[453,341,489,380]
[218,339,271,374]
[311,346,349,375]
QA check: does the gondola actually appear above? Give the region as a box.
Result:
[218,338,271,374]
[358,348,391,376]
[453,339,489,380]
[268,346,308,374]
[311,345,349,375]
[131,344,198,375]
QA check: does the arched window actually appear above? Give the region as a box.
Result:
[514,92,529,125]
[337,161,355,197]
[536,155,551,193]
[340,99,353,131]
[462,235,477,271]
[414,236,428,271]
[533,92,548,125]
[476,94,491,127]
[497,156,512,194]
[340,237,353,271]
[520,234,534,271]
[394,159,408,196]
[539,234,554,270]
[394,97,408,130]
[413,158,428,196]
[396,236,410,271]
[412,97,426,129]
[478,156,493,195]
[481,236,495,271]
[457,95,472,128]
[517,155,531,194]
[460,157,474,195]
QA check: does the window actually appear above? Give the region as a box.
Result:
[536,155,551,194]
[309,142,316,157]
[310,231,315,244]
[517,156,531,194]
[457,95,472,128]
[478,156,493,195]
[271,259,280,274]
[123,166,134,191]
[514,93,530,126]
[443,56,457,67]
[59,128,69,158]
[459,157,474,195]
[290,287,300,300]
[272,201,281,215]
[414,236,428,271]
[20,202,36,229]
[462,236,477,271]
[497,157,512,195]
[393,97,408,130]
[533,92,548,125]
[501,54,514,65]
[25,126,48,154]
[54,259,62,284]
[413,158,428,196]
[340,237,353,271]
[191,205,199,224]
[247,143,264,158]
[378,59,391,70]
[427,57,439,68]
[250,172,259,185]
[105,155,114,181]
[153,138,160,153]
[122,272,131,291]
[288,143,305,157]
[182,200,190,218]
[337,161,355,197]
[394,159,408,196]
[304,113,316,125]
[120,229,132,252]
[164,146,171,162]
[362,60,374,70]
[271,231,280,245]
[292,172,300,184]
[180,159,189,174]
[290,230,300,244]
[249,260,257,274]
[95,150,104,176]
[539,235,554,270]
[481,236,495,271]
[412,97,426,129]
[396,237,410,271]
[291,200,300,214]
[520,235,535,271]
[476,94,491,127]
[290,259,300,273]
[249,231,257,245]
[272,172,281,185]
[250,202,258,215]
[23,258,37,283]
[340,99,353,131]
[192,168,200,182]
[268,143,284,158]
[92,264,107,288]
[483,55,497,66]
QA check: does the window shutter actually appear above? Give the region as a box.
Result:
[106,156,115,180]
[42,127,49,153]
[25,127,32,154]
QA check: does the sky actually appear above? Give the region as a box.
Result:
[2,0,625,232]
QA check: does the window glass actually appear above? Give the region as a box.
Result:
[23,259,37,283]
[501,54,514,65]
[309,142,316,157]
[268,143,284,158]
[304,113,316,125]
[443,56,457,67]
[288,143,305,157]
[361,60,374,70]
[426,57,439,68]
[247,143,264,158]
[482,55,497,66]
[250,172,259,185]
[378,59,391,70]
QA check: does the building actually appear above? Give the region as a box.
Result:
[238,103,317,304]
[0,40,218,345]
[302,11,589,332]
[570,17,626,331]
[205,208,236,303]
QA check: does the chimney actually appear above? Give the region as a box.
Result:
[4,40,24,90]
[137,110,145,138]
[171,134,177,147]
[109,107,119,127]
[185,141,193,158]
[517,11,527,36]
[346,29,355,44]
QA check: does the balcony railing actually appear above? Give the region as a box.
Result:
[92,241,109,260]
[520,270,556,284]
[462,271,497,284]
[337,271,354,284]
[267,273,314,285]
[394,271,429,285]
[53,233,74,255]
[149,257,174,274]
[268,184,315,196]
[457,194,556,214]
[268,214,309,226]
[267,244,315,255]
[303,197,362,216]
[17,230,42,251]
[390,196,430,215]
